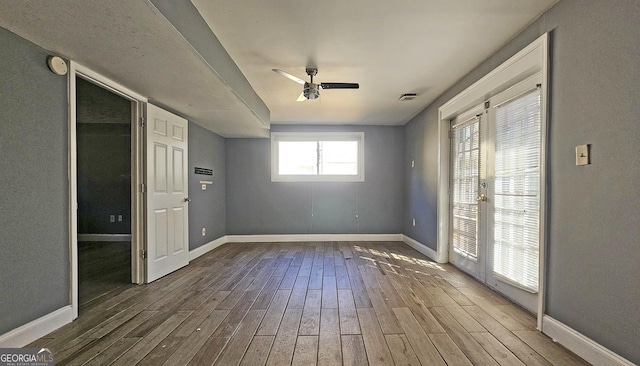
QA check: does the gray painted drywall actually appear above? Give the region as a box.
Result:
[188,122,226,250]
[403,106,439,248]
[226,125,404,235]
[403,0,640,362]
[77,78,132,234]
[0,28,69,335]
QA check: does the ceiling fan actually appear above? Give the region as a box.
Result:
[272,68,359,101]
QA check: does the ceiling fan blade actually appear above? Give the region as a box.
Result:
[273,69,306,85]
[296,91,306,102]
[320,82,359,89]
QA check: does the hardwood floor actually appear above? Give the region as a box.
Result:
[29,242,590,365]
[78,241,133,309]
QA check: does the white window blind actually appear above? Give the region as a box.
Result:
[451,118,481,259]
[493,88,541,292]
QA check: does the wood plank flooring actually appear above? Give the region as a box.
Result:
[78,241,132,308]
[29,242,590,365]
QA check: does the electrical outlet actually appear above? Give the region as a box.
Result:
[202,227,206,236]
[412,218,416,226]
[110,215,115,223]
[202,184,207,190]
[118,215,123,222]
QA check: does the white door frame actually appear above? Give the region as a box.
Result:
[437,33,549,329]
[68,61,147,320]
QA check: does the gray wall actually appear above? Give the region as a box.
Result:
[226,125,404,235]
[188,122,226,250]
[77,78,132,234]
[0,28,69,335]
[403,0,640,362]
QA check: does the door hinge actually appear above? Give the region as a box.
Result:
[141,250,147,259]
[140,183,146,193]
[140,117,145,127]
[448,130,452,139]
[484,100,490,109]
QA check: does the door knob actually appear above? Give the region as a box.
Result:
[477,194,487,202]
[184,197,191,202]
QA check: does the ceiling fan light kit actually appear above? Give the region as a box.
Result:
[304,83,320,100]
[273,67,359,101]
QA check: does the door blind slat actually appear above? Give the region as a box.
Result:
[451,118,481,259]
[493,89,541,292]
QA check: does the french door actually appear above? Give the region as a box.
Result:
[450,76,542,312]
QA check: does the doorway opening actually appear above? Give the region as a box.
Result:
[69,62,146,320]
[76,77,133,310]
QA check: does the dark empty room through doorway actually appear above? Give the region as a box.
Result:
[76,77,134,309]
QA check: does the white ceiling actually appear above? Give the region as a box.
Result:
[0,0,270,137]
[0,0,557,136]
[192,0,557,125]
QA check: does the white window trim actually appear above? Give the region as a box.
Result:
[271,132,365,182]
[437,33,549,330]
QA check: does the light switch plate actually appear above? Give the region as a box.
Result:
[576,144,589,166]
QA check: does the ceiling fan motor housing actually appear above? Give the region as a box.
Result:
[304,82,320,100]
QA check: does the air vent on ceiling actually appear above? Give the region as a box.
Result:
[195,167,213,176]
[399,93,417,101]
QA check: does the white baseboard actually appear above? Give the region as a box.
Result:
[188,234,405,260]
[542,315,635,366]
[0,306,73,348]
[401,235,441,262]
[77,234,132,242]
[189,236,227,261]
[226,233,403,243]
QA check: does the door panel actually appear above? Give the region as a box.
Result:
[172,206,185,253]
[173,147,184,192]
[486,84,541,312]
[154,209,168,259]
[146,104,189,283]
[154,143,168,192]
[449,111,484,280]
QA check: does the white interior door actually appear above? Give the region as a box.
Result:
[146,103,189,283]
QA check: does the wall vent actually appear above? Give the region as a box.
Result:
[195,167,213,176]
[399,93,417,101]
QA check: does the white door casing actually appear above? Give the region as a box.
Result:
[448,75,542,313]
[146,104,189,283]
[439,34,548,327]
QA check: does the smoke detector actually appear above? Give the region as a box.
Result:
[399,93,417,101]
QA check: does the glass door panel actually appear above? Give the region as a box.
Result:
[450,111,485,280]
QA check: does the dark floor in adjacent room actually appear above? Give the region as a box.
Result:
[78,241,133,312]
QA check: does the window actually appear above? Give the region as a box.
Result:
[271,132,364,182]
